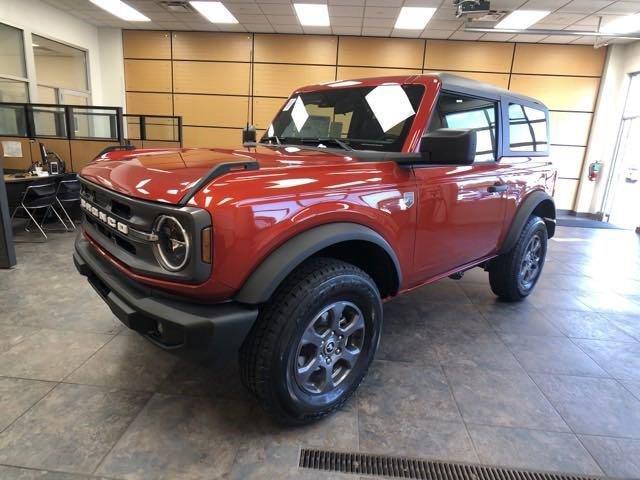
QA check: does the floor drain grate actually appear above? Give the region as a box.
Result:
[299,449,601,480]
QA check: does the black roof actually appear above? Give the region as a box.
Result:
[428,72,548,110]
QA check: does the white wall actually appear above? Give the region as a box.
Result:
[0,0,124,107]
[97,28,125,109]
[575,41,640,214]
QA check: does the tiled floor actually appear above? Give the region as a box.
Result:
[1,225,640,480]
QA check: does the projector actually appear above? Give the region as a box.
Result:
[454,0,491,17]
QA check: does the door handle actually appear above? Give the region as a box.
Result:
[487,183,508,193]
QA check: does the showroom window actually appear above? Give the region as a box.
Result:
[0,23,29,102]
[32,34,91,137]
[508,103,549,153]
[429,92,498,162]
[32,34,90,105]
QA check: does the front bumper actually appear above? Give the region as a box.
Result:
[74,234,258,350]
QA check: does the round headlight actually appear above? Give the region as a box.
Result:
[153,215,190,272]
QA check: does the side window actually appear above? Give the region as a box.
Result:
[508,104,548,153]
[429,92,498,162]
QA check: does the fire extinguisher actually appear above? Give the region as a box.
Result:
[588,161,602,182]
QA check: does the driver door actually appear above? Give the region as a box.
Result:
[412,92,508,281]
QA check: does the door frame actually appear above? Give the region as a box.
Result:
[601,72,640,223]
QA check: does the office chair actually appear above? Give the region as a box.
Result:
[11,182,68,240]
[54,174,80,230]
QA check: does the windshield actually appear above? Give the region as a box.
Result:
[262,84,425,152]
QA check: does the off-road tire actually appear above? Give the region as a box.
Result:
[239,257,382,425]
[489,215,548,301]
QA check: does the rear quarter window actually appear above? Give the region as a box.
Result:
[508,103,549,154]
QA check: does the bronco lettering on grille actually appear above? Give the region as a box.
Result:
[81,198,129,235]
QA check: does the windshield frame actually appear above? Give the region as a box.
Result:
[260,81,428,154]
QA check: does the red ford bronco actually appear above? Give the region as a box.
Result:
[74,73,556,424]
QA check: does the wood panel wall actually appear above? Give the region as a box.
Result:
[122,31,607,210]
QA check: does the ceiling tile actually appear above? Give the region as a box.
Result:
[511,33,549,42]
[599,1,640,13]
[303,26,333,34]
[520,0,564,9]
[540,34,575,43]
[489,0,528,9]
[265,15,299,25]
[243,23,275,32]
[361,26,392,36]
[481,32,517,41]
[390,29,423,38]
[227,4,264,14]
[329,5,365,16]
[363,17,395,27]
[403,0,441,6]
[449,31,484,40]
[570,35,598,43]
[558,0,613,14]
[328,0,366,5]
[235,14,271,24]
[421,29,454,38]
[332,26,363,35]
[331,16,364,26]
[365,0,403,6]
[540,12,588,24]
[428,19,463,30]
[259,4,295,15]
[364,6,400,18]
[272,24,304,34]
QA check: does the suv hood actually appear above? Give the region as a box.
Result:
[80,146,357,204]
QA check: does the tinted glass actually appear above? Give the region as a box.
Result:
[429,92,498,162]
[508,103,549,153]
[264,84,425,152]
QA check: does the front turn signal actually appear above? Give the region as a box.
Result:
[201,227,212,264]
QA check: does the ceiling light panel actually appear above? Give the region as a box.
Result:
[600,14,640,34]
[395,7,437,30]
[190,1,238,24]
[89,0,150,21]
[294,4,330,27]
[495,10,550,30]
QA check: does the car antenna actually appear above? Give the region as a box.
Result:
[243,36,257,148]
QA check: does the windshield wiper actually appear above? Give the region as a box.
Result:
[299,137,354,151]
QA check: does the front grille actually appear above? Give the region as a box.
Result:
[79,177,211,284]
[111,200,131,219]
[299,449,601,480]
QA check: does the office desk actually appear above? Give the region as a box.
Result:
[4,173,64,184]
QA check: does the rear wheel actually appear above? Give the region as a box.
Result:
[489,215,548,301]
[239,257,382,424]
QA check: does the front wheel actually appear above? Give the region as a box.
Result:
[489,215,548,301]
[239,258,382,424]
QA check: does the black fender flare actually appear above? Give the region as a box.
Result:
[234,222,402,305]
[498,190,556,255]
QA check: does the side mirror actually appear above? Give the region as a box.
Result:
[242,124,257,146]
[420,128,477,165]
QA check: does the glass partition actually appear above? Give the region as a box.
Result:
[33,105,67,137]
[124,114,182,144]
[0,104,28,136]
[71,107,119,140]
[0,79,28,103]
